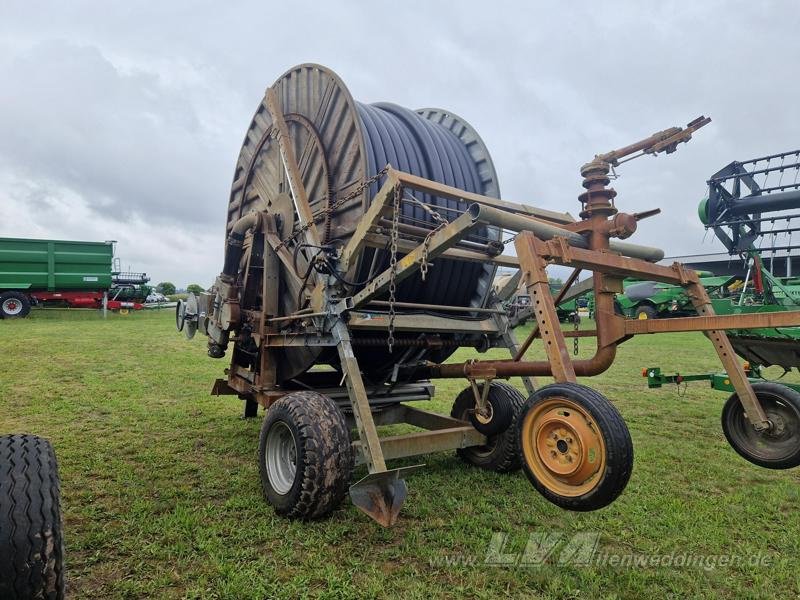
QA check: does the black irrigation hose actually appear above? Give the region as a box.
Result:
[355,102,492,308]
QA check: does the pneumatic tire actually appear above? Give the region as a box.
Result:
[0,292,31,319]
[451,381,526,473]
[258,391,354,520]
[0,434,65,600]
[518,383,633,511]
[722,382,800,469]
[634,305,658,320]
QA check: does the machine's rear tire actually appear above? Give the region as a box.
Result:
[722,382,800,469]
[0,292,31,319]
[635,305,657,320]
[518,383,633,511]
[451,381,526,473]
[258,391,354,519]
[0,434,65,600]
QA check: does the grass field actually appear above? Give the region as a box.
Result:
[1,309,798,599]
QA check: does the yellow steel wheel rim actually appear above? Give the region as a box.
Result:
[521,397,606,497]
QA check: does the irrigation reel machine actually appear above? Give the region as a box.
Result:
[177,64,800,526]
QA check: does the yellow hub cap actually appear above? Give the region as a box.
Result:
[521,397,606,496]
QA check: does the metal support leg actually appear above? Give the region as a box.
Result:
[332,319,412,526]
[515,232,577,383]
[686,281,771,430]
[333,320,387,473]
[242,398,259,419]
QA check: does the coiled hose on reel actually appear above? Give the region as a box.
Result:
[355,102,499,308]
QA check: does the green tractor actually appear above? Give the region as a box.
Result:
[616,273,730,320]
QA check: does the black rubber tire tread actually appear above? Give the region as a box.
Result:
[258,391,354,520]
[722,382,800,469]
[0,434,65,600]
[0,292,32,319]
[634,304,658,320]
[451,381,526,473]
[518,383,633,511]
[466,384,514,436]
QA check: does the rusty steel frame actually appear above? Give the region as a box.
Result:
[207,112,800,525]
[238,165,800,455]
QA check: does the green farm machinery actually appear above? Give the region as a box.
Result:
[648,150,800,407]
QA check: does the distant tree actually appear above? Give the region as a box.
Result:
[548,277,564,286]
[156,281,176,296]
[186,284,205,295]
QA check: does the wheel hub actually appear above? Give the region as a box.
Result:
[522,397,606,496]
[765,412,788,437]
[265,421,297,495]
[2,298,21,315]
[474,402,494,425]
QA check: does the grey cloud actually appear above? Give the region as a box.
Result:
[0,1,798,286]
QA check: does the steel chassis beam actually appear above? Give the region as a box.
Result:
[351,405,486,465]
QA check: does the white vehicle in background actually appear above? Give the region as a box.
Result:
[146,292,168,304]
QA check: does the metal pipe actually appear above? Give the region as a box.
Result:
[426,344,616,379]
[268,311,327,323]
[472,204,665,262]
[377,218,498,254]
[222,212,260,280]
[367,300,506,314]
[427,260,621,380]
[727,190,800,216]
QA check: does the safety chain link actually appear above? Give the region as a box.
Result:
[275,166,390,250]
[387,182,401,352]
[573,310,580,355]
[408,197,449,282]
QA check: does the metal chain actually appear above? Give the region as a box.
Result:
[408,197,449,282]
[276,166,389,250]
[573,310,580,356]
[387,183,401,352]
[420,222,446,281]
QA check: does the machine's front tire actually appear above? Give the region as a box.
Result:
[518,383,633,511]
[0,292,31,319]
[258,391,354,519]
[451,381,526,473]
[722,382,800,469]
[0,434,65,600]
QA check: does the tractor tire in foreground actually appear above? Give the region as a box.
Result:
[451,381,526,473]
[722,382,800,469]
[518,383,633,511]
[0,434,65,600]
[258,391,354,520]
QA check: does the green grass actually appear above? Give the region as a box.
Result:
[1,310,798,599]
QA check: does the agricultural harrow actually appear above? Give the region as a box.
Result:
[177,64,800,526]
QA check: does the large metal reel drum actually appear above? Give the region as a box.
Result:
[228,64,366,380]
[227,64,501,382]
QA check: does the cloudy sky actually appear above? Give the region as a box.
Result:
[1,1,798,287]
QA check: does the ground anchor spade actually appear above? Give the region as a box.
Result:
[349,465,423,527]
